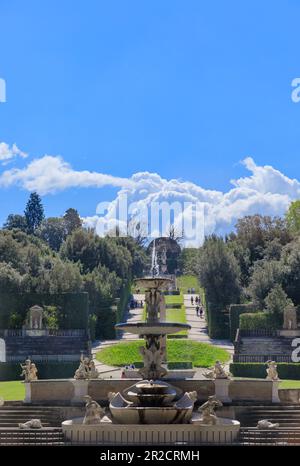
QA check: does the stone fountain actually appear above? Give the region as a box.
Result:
[111,241,194,424]
[62,242,240,443]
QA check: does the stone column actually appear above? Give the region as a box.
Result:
[214,378,232,403]
[71,380,89,403]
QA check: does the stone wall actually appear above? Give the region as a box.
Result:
[28,377,277,405]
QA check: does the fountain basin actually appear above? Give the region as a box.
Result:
[134,277,173,290]
[62,417,240,444]
[109,392,194,424]
[123,380,179,406]
[116,322,191,335]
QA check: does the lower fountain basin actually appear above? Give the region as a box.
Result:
[115,322,191,335]
[109,392,194,424]
[62,417,240,444]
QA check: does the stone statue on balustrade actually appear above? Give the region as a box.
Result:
[283,304,298,330]
[266,360,279,381]
[82,395,105,425]
[198,395,223,425]
[204,360,231,380]
[74,356,99,379]
[20,359,38,382]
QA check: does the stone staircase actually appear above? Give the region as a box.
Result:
[236,405,300,428]
[0,428,65,445]
[5,335,89,360]
[0,405,63,428]
[234,336,294,362]
[0,405,65,445]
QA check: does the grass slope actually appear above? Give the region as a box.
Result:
[0,380,25,401]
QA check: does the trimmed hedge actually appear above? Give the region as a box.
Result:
[239,312,277,331]
[230,362,300,380]
[167,361,193,370]
[0,361,78,381]
[206,301,229,339]
[229,303,256,341]
[0,292,89,329]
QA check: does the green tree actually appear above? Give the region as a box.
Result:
[265,284,292,325]
[0,262,24,293]
[199,236,241,308]
[63,208,82,235]
[3,214,28,232]
[248,260,282,308]
[24,192,45,234]
[38,217,66,251]
[286,200,300,234]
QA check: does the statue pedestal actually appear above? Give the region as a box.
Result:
[279,330,300,338]
[23,383,31,403]
[72,380,89,403]
[214,378,231,403]
[272,380,280,403]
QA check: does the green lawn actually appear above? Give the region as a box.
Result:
[165,294,184,306]
[176,275,200,294]
[96,340,230,368]
[279,380,300,389]
[0,381,25,401]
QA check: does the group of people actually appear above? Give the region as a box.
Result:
[129,299,143,309]
[190,295,205,318]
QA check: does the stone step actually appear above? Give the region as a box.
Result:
[0,428,65,445]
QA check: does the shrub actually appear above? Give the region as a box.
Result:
[230,362,300,380]
[0,361,78,381]
[239,312,277,331]
[229,303,256,341]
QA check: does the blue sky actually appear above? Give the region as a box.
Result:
[1,0,300,234]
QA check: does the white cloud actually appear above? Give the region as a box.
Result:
[0,142,27,164]
[0,152,298,244]
[0,155,133,194]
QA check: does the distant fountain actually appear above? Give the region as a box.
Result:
[150,238,159,277]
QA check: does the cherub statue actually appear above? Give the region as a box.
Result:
[74,356,90,379]
[283,305,297,330]
[266,360,279,381]
[82,395,105,425]
[20,359,38,382]
[89,359,99,379]
[204,360,230,379]
[198,395,223,425]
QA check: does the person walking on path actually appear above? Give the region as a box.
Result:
[196,305,200,317]
[191,296,194,305]
[199,306,204,319]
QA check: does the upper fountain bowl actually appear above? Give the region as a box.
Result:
[134,276,173,290]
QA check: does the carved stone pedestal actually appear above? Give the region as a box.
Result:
[72,380,89,403]
[272,380,280,403]
[214,378,231,403]
[24,383,31,403]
